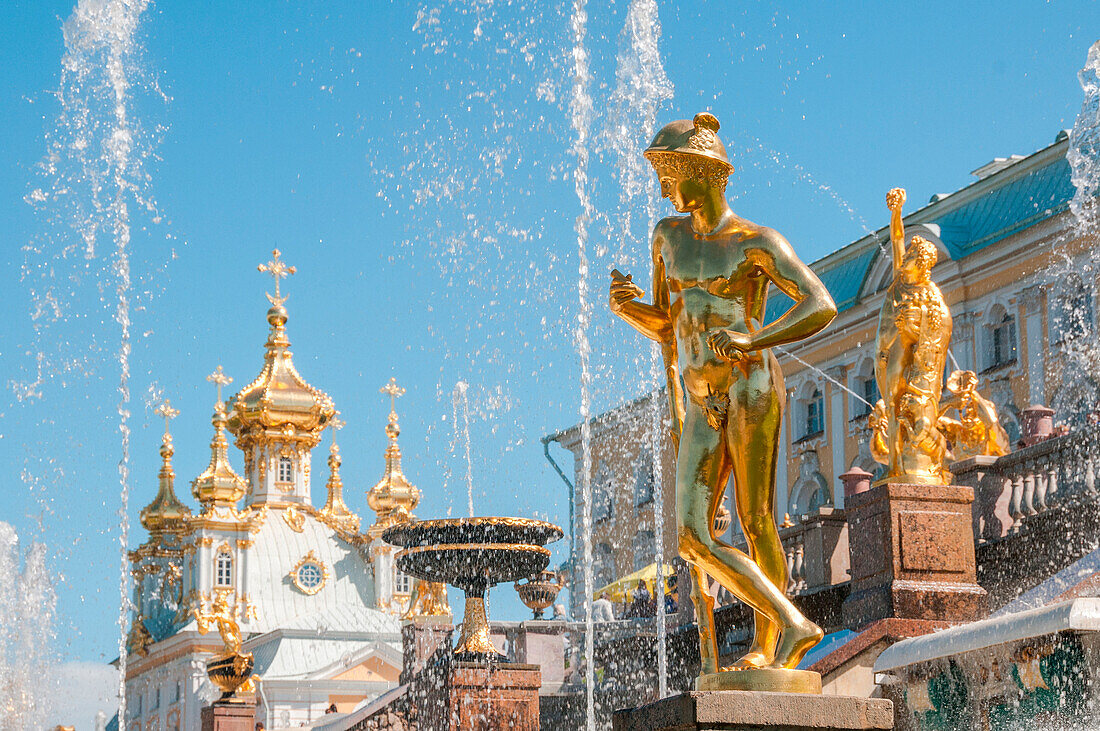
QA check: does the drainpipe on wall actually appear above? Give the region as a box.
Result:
[540,434,576,616]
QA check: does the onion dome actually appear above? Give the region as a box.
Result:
[319,415,360,534]
[192,399,248,510]
[227,250,335,447]
[140,400,192,534]
[367,378,421,539]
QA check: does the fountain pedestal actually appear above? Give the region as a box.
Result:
[612,690,893,731]
[449,662,541,730]
[842,482,988,628]
[200,698,255,731]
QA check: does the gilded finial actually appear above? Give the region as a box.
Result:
[155,399,180,440]
[330,411,346,448]
[207,366,233,407]
[380,377,405,414]
[257,249,297,306]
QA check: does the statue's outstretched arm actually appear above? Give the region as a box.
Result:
[886,187,906,274]
[608,228,674,344]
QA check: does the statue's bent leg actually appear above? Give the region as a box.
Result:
[724,359,787,669]
[675,408,730,675]
[677,405,821,670]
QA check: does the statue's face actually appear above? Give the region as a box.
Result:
[656,166,707,213]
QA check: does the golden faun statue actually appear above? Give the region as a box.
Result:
[403,578,452,619]
[939,369,1010,460]
[873,188,953,485]
[610,112,835,687]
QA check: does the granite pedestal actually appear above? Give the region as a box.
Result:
[842,482,987,628]
[612,690,893,731]
[200,698,255,731]
[449,662,541,730]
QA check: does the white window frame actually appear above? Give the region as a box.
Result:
[214,550,233,588]
[277,455,294,483]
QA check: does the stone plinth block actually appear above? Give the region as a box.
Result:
[401,616,454,684]
[612,690,894,731]
[200,699,255,731]
[449,661,541,730]
[842,482,987,628]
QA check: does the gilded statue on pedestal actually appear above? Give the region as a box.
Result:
[194,590,255,699]
[403,578,452,619]
[872,188,953,485]
[609,112,835,690]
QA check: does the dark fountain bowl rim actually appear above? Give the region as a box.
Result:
[382,516,564,549]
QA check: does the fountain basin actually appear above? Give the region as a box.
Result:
[384,517,562,661]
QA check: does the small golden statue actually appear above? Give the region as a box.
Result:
[194,591,254,700]
[938,369,1010,460]
[610,112,835,690]
[403,578,452,619]
[873,188,953,485]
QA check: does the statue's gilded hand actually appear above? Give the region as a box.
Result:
[707,328,753,361]
[886,187,906,212]
[609,268,645,313]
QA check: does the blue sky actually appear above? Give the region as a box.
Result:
[0,0,1095,671]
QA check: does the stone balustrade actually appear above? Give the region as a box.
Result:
[778,507,850,597]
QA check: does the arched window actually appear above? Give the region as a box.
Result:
[594,543,614,588]
[983,308,1017,371]
[633,450,654,507]
[804,388,824,438]
[394,566,411,595]
[592,465,613,523]
[214,550,233,587]
[632,530,654,571]
[277,455,294,483]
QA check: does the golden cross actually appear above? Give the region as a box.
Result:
[330,411,346,446]
[206,365,233,405]
[380,377,406,414]
[257,249,297,306]
[154,399,180,437]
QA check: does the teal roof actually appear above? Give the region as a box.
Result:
[762,148,1076,326]
[932,157,1075,259]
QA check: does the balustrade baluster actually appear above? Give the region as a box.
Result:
[1023,472,1037,516]
[1009,474,1025,533]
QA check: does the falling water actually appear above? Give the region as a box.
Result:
[1067,41,1100,236]
[0,523,59,730]
[34,1,157,721]
[607,0,674,699]
[452,380,475,517]
[569,0,597,724]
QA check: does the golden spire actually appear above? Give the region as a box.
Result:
[193,367,247,510]
[227,250,335,449]
[367,378,421,539]
[140,399,192,533]
[319,412,360,533]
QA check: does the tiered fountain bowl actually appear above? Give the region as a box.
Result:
[383,517,563,662]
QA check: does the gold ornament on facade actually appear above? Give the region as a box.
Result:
[126,619,153,657]
[289,550,330,596]
[873,188,953,485]
[938,369,1010,460]
[319,412,362,534]
[192,371,248,510]
[367,378,421,539]
[610,112,833,688]
[228,250,336,451]
[140,400,193,534]
[282,504,306,533]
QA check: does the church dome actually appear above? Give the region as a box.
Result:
[140,402,192,533]
[366,379,421,539]
[226,250,336,447]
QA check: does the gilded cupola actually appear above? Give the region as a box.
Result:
[192,367,248,510]
[366,378,421,539]
[319,413,361,534]
[140,400,192,534]
[226,250,336,450]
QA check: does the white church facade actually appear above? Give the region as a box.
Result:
[121,251,426,730]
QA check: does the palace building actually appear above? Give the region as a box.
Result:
[547,129,1094,616]
[121,252,426,730]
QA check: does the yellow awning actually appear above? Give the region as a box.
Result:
[593,563,675,603]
